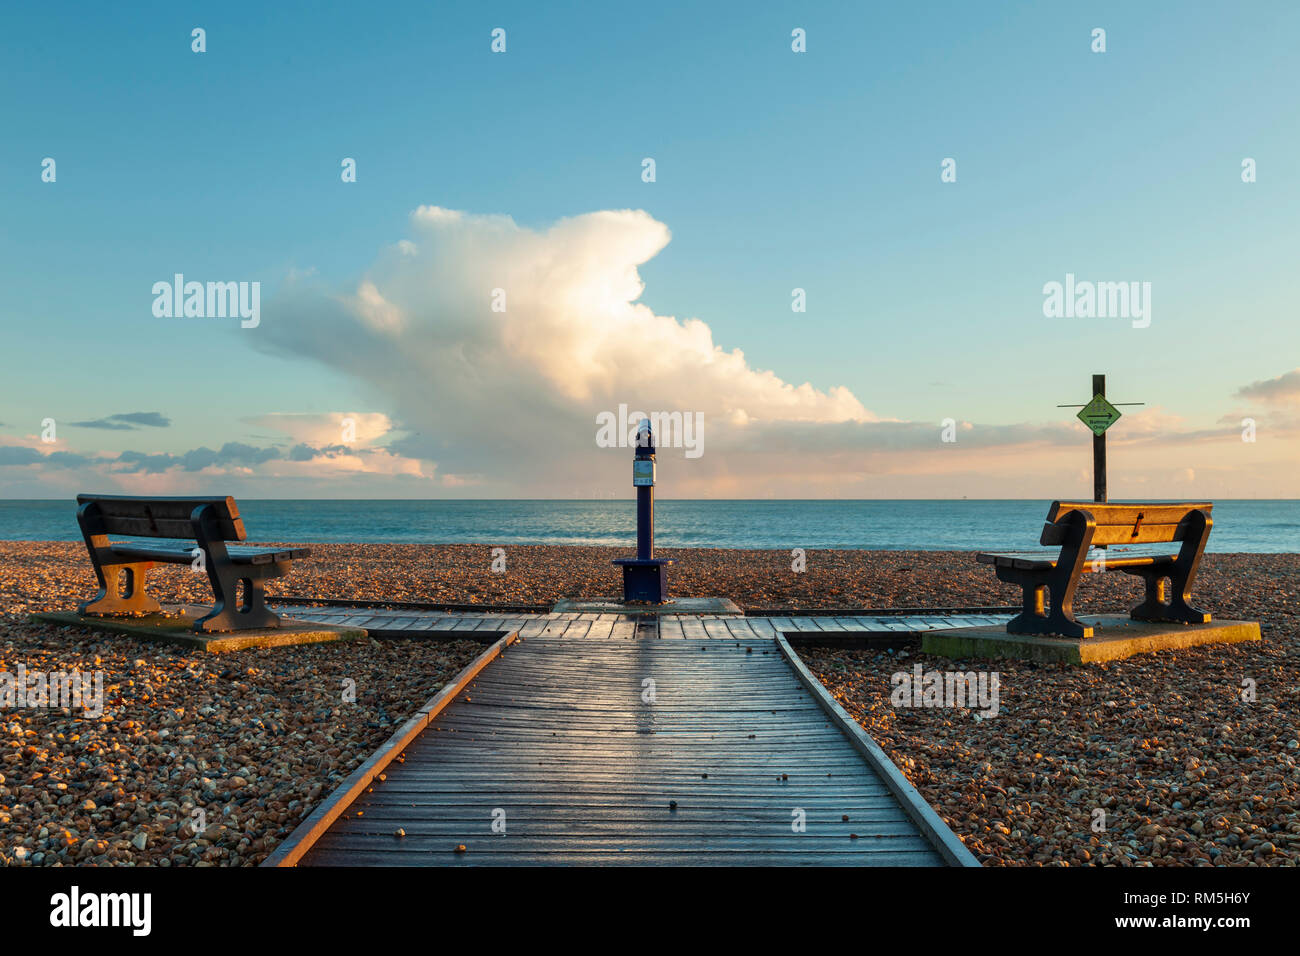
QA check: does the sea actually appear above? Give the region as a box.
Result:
[0,499,1296,553]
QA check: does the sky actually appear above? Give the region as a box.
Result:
[1,0,1297,499]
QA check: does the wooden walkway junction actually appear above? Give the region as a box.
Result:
[266,610,985,867]
[270,607,1012,641]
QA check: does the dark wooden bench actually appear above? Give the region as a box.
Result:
[976,501,1213,638]
[76,494,309,632]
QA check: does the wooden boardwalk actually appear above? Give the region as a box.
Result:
[273,607,1011,640]
[268,615,982,867]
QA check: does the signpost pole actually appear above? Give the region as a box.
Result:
[1060,375,1139,510]
[1093,373,1107,503]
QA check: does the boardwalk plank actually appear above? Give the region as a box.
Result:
[562,619,593,639]
[609,619,638,639]
[701,618,733,639]
[678,617,707,640]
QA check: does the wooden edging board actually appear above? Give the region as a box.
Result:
[774,633,982,867]
[261,630,519,867]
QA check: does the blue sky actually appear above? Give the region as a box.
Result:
[2,1,1297,498]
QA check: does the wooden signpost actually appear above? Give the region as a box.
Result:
[1057,373,1144,503]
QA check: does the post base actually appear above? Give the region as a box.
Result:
[612,558,673,603]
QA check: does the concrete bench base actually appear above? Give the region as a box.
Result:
[921,613,1260,664]
[31,605,365,653]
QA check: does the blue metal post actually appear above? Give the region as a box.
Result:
[636,421,654,560]
[613,418,673,602]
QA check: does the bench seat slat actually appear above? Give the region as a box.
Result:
[976,549,1177,570]
[1046,501,1213,526]
[76,493,241,519]
[110,543,310,566]
[1041,521,1190,546]
[86,515,219,539]
[77,494,244,541]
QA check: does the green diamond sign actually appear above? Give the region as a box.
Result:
[1077,393,1121,436]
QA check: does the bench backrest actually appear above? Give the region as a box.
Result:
[1041,501,1212,547]
[76,494,246,541]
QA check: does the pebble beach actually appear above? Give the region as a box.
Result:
[1,540,1297,866]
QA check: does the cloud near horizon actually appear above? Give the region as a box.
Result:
[0,410,428,496]
[1236,368,1300,405]
[68,411,172,431]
